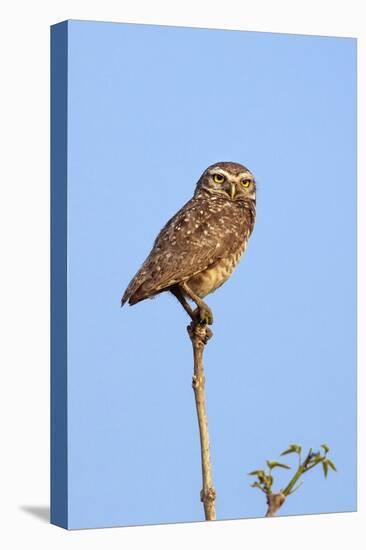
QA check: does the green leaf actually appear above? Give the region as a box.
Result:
[280,448,296,456]
[267,461,291,470]
[267,475,274,488]
[321,444,330,454]
[281,444,301,456]
[250,481,261,488]
[326,459,337,472]
[248,470,264,476]
[280,449,295,456]
[322,461,329,478]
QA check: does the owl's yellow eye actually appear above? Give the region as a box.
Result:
[241,179,251,188]
[213,174,225,184]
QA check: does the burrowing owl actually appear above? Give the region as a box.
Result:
[121,162,256,324]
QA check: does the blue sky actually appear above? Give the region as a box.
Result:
[65,20,356,528]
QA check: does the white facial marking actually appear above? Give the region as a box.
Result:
[208,167,253,180]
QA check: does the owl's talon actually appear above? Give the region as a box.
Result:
[193,306,213,326]
[187,322,213,344]
[204,327,213,342]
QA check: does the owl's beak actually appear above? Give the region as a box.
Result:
[229,182,236,200]
[223,180,236,199]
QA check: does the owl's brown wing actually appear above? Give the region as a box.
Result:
[122,196,245,305]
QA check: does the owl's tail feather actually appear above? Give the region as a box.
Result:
[121,268,146,306]
[126,291,146,306]
[121,276,148,306]
[121,278,161,306]
[121,286,136,307]
[121,286,141,306]
[120,293,129,307]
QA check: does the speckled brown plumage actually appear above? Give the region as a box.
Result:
[122,161,256,323]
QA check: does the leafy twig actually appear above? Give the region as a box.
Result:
[248,443,337,517]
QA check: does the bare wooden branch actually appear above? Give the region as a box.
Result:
[187,320,216,521]
[265,492,286,517]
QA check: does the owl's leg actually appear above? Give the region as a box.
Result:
[170,285,196,321]
[179,282,214,326]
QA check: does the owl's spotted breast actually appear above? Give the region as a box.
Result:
[186,236,249,298]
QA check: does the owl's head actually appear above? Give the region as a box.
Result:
[195,161,256,203]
